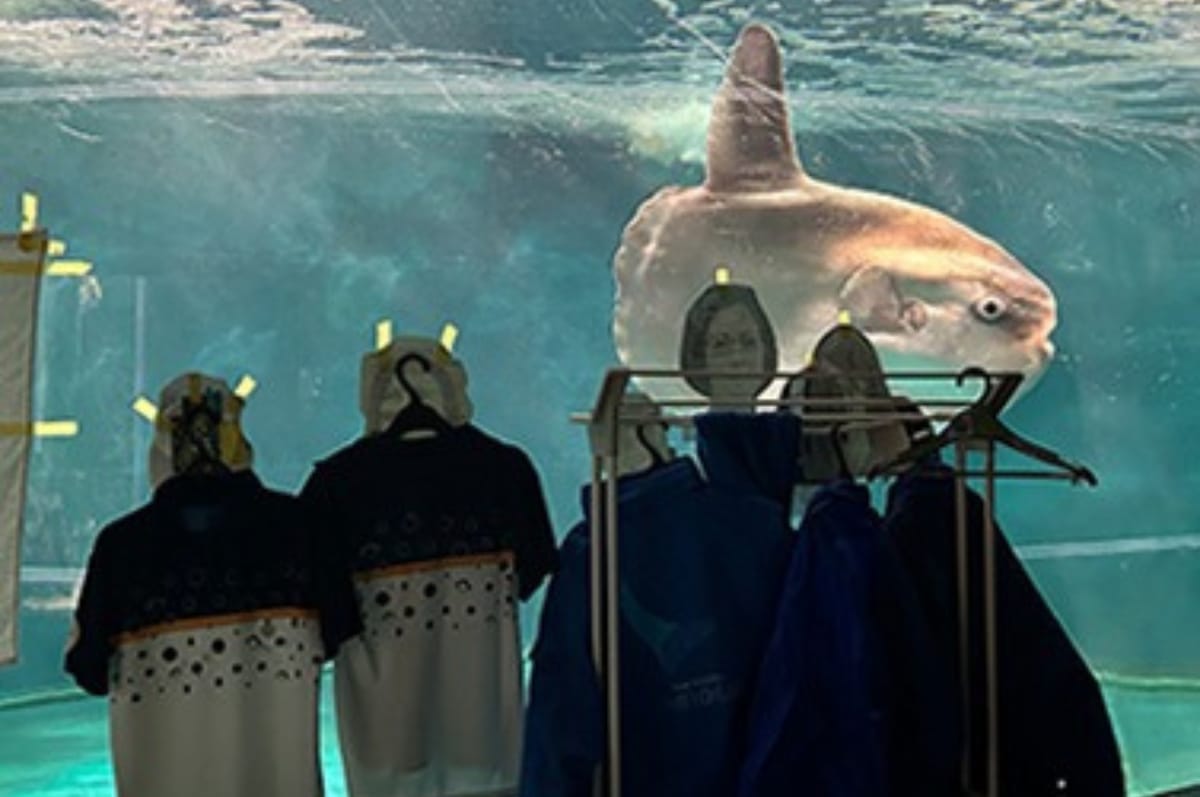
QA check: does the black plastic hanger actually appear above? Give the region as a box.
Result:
[634,423,668,469]
[386,352,452,437]
[895,396,935,443]
[171,389,231,477]
[868,367,1097,485]
[828,421,855,481]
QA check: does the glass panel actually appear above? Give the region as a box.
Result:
[2,2,1197,794]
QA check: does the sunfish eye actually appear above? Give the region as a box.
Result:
[972,295,1008,323]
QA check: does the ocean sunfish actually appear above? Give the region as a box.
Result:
[612,23,1058,401]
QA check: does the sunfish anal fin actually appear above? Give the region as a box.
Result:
[706,23,804,193]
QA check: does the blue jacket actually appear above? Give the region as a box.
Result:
[520,414,797,797]
[739,480,959,797]
[885,465,1123,796]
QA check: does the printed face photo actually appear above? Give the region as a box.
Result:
[680,283,779,401]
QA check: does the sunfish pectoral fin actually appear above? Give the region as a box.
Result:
[838,266,928,334]
[705,23,804,192]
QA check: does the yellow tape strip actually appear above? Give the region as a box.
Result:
[0,420,79,437]
[45,260,92,277]
[34,421,78,437]
[233,375,257,399]
[375,320,393,351]
[714,265,731,285]
[131,397,158,423]
[431,323,458,365]
[439,323,459,354]
[47,240,67,257]
[20,193,38,233]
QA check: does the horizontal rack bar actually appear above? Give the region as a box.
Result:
[619,367,1022,381]
[571,411,961,426]
[874,469,1081,481]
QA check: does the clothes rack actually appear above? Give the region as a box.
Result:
[574,366,1095,797]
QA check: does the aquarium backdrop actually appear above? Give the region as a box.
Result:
[1,0,1198,794]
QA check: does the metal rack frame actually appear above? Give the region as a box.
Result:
[575,366,1091,797]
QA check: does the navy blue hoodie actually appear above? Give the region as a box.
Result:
[885,464,1124,796]
[519,414,797,797]
[739,480,959,797]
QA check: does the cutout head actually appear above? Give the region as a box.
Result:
[680,281,779,401]
[150,373,253,489]
[360,337,472,436]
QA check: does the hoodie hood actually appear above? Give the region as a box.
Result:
[695,412,799,506]
[578,457,702,518]
[885,458,952,515]
[802,478,873,527]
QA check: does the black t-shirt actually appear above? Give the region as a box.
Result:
[300,423,558,601]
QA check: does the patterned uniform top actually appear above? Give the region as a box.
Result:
[66,470,362,797]
[301,423,558,797]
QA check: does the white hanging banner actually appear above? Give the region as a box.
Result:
[0,229,47,665]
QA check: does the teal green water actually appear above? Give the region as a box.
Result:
[0,684,347,796]
[2,1,1199,793]
[1,680,1197,796]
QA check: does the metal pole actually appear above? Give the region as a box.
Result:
[589,455,604,675]
[983,441,1000,797]
[585,369,631,797]
[570,409,967,426]
[603,449,621,797]
[609,397,972,409]
[588,452,609,797]
[600,375,623,797]
[954,440,971,793]
[131,276,147,504]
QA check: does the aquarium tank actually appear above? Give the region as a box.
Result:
[1,0,1198,794]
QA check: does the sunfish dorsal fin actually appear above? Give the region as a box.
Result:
[706,23,804,192]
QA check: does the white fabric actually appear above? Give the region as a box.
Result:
[0,230,45,664]
[359,337,472,436]
[108,611,326,797]
[335,555,522,797]
[148,373,253,490]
